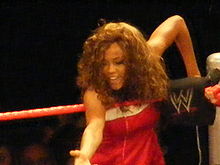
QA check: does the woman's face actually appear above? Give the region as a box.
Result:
[102,43,126,90]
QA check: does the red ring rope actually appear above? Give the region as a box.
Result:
[0,104,85,121]
[0,99,161,121]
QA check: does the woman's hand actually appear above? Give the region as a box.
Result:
[69,150,91,165]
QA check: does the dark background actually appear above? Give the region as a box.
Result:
[1,0,220,112]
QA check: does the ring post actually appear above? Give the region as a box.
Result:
[207,53,220,165]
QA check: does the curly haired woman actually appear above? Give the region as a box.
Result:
[69,15,200,165]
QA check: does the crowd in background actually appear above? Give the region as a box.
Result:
[0,113,85,165]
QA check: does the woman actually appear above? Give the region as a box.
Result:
[70,15,200,165]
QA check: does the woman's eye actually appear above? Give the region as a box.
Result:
[115,60,124,65]
[102,62,108,66]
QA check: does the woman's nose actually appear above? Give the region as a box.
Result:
[107,64,116,73]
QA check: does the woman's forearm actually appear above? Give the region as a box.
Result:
[174,16,201,77]
[79,124,103,160]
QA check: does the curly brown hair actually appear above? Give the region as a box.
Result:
[77,22,168,107]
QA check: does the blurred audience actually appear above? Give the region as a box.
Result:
[0,113,85,165]
[20,143,56,165]
[50,113,85,165]
[0,145,13,165]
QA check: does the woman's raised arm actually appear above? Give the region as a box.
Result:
[147,15,201,77]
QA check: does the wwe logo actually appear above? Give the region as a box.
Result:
[170,88,193,114]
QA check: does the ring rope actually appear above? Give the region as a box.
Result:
[0,104,85,121]
[0,99,161,121]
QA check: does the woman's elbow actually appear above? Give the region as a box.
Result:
[172,15,184,21]
[171,15,185,25]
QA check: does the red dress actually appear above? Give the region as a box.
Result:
[90,102,165,165]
